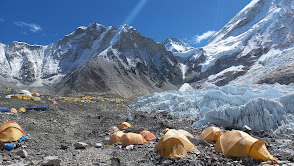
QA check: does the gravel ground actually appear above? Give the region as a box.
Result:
[0,93,293,166]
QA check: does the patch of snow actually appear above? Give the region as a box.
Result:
[173,48,199,59]
[179,63,187,79]
[208,65,244,81]
[133,83,294,134]
[162,37,194,53]
[179,83,194,92]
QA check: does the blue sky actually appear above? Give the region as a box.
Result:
[0,0,251,47]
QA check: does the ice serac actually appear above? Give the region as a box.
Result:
[185,0,294,86]
[134,84,294,134]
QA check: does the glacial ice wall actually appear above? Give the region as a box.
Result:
[133,83,294,134]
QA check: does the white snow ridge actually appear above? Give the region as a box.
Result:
[133,83,294,134]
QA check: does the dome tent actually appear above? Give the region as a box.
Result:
[199,126,223,142]
[214,130,277,162]
[118,133,147,146]
[140,130,156,141]
[119,122,131,129]
[155,129,196,158]
[0,121,26,142]
[106,131,124,146]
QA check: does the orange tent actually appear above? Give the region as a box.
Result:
[162,128,194,139]
[199,126,223,142]
[177,129,194,139]
[214,130,277,162]
[140,130,156,141]
[106,131,124,146]
[162,128,169,134]
[119,122,131,129]
[118,133,147,146]
[18,107,26,113]
[0,121,26,142]
[10,108,17,113]
[109,126,120,132]
[155,129,196,158]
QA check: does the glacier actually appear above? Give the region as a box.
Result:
[133,83,294,134]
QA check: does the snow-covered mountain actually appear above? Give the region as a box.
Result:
[162,37,194,53]
[2,0,294,96]
[134,0,294,134]
[183,0,294,86]
[0,23,182,96]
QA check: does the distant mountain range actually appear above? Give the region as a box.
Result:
[1,0,293,96]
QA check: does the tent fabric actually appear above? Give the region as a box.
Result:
[18,107,26,113]
[155,129,196,158]
[26,106,49,111]
[199,126,223,142]
[177,129,194,139]
[162,128,169,134]
[10,108,17,113]
[249,139,277,162]
[214,130,277,162]
[119,122,131,129]
[0,121,26,142]
[109,126,120,132]
[0,107,9,112]
[140,130,156,141]
[118,133,147,146]
[106,131,124,146]
[162,128,194,139]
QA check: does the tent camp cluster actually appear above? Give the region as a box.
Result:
[53,94,127,108]
[0,106,50,113]
[106,123,277,162]
[0,119,279,163]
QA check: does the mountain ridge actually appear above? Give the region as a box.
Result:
[1,0,294,96]
[0,23,182,97]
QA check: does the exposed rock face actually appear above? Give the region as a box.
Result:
[258,64,294,85]
[0,23,182,97]
[2,0,294,95]
[55,25,182,97]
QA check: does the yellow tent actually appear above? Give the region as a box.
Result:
[0,121,26,142]
[109,126,120,132]
[18,107,26,113]
[140,130,156,141]
[199,126,223,142]
[119,122,131,129]
[118,133,147,146]
[177,129,194,139]
[11,96,18,99]
[106,131,124,146]
[162,128,170,134]
[155,129,196,158]
[10,108,17,113]
[214,130,277,162]
[162,128,194,139]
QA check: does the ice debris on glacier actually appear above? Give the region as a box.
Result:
[133,83,294,134]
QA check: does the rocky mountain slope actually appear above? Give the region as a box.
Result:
[175,0,294,87]
[0,24,182,97]
[1,0,294,96]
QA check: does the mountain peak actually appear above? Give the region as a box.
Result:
[162,37,193,53]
